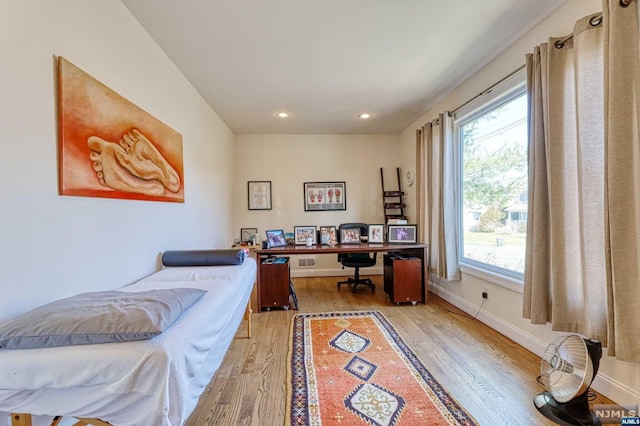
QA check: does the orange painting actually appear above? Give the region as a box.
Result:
[58,57,184,202]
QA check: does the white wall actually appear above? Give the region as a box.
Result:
[234,133,401,273]
[0,0,235,323]
[399,0,640,405]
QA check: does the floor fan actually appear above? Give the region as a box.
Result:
[533,334,602,426]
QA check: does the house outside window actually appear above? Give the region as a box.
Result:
[456,81,528,279]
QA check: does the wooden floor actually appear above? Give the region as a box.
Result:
[185,276,614,426]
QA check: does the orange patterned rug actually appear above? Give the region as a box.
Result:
[286,311,477,426]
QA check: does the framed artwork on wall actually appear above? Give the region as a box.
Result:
[387,224,418,244]
[58,57,184,203]
[303,182,346,211]
[248,181,272,210]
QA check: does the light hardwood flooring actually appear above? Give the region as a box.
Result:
[185,276,614,426]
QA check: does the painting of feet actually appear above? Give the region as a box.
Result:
[58,57,184,202]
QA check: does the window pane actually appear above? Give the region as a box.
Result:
[460,93,528,275]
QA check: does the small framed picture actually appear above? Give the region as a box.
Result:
[241,227,258,243]
[265,229,287,248]
[368,224,384,243]
[340,227,361,244]
[294,226,317,245]
[319,225,338,245]
[248,181,272,210]
[387,224,418,244]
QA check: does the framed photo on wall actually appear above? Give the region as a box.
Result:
[294,226,317,245]
[368,224,384,243]
[303,182,346,211]
[248,181,272,210]
[387,224,418,244]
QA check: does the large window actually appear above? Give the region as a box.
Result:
[456,84,528,279]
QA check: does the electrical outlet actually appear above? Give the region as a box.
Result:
[482,287,488,299]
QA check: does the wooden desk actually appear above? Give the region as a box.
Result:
[255,243,428,312]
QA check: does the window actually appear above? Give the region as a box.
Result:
[456,79,528,279]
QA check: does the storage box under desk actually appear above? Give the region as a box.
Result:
[383,254,423,305]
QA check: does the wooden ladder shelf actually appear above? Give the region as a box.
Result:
[380,167,407,223]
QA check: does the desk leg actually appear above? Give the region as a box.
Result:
[256,255,263,312]
[424,246,429,303]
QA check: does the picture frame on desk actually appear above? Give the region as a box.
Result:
[240,228,258,244]
[265,229,287,248]
[368,224,385,243]
[294,226,317,245]
[387,224,418,244]
[303,181,346,211]
[319,225,338,245]
[340,227,361,244]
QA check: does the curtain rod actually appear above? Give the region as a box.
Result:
[554,0,634,49]
[445,0,632,118]
[451,64,526,115]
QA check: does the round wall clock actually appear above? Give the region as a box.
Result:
[405,169,415,187]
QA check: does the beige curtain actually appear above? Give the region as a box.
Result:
[603,0,640,360]
[416,128,429,247]
[416,113,460,280]
[523,13,608,341]
[524,0,640,361]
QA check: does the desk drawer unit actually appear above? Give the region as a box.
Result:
[260,257,291,310]
[384,254,423,305]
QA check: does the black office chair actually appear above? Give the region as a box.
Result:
[337,223,376,293]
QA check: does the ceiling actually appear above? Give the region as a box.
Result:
[122,0,565,134]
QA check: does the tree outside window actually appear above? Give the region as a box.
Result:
[460,92,528,275]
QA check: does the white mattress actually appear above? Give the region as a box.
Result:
[0,259,256,426]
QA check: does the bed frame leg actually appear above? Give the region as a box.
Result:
[73,418,112,426]
[10,414,32,426]
[9,414,111,426]
[244,302,252,338]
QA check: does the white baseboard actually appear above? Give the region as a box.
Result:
[429,281,640,405]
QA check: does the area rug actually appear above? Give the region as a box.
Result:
[286,311,477,426]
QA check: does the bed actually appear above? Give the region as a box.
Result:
[0,250,256,426]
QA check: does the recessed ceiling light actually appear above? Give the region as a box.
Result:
[276,111,291,118]
[357,113,372,119]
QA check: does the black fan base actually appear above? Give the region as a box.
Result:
[534,391,601,426]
